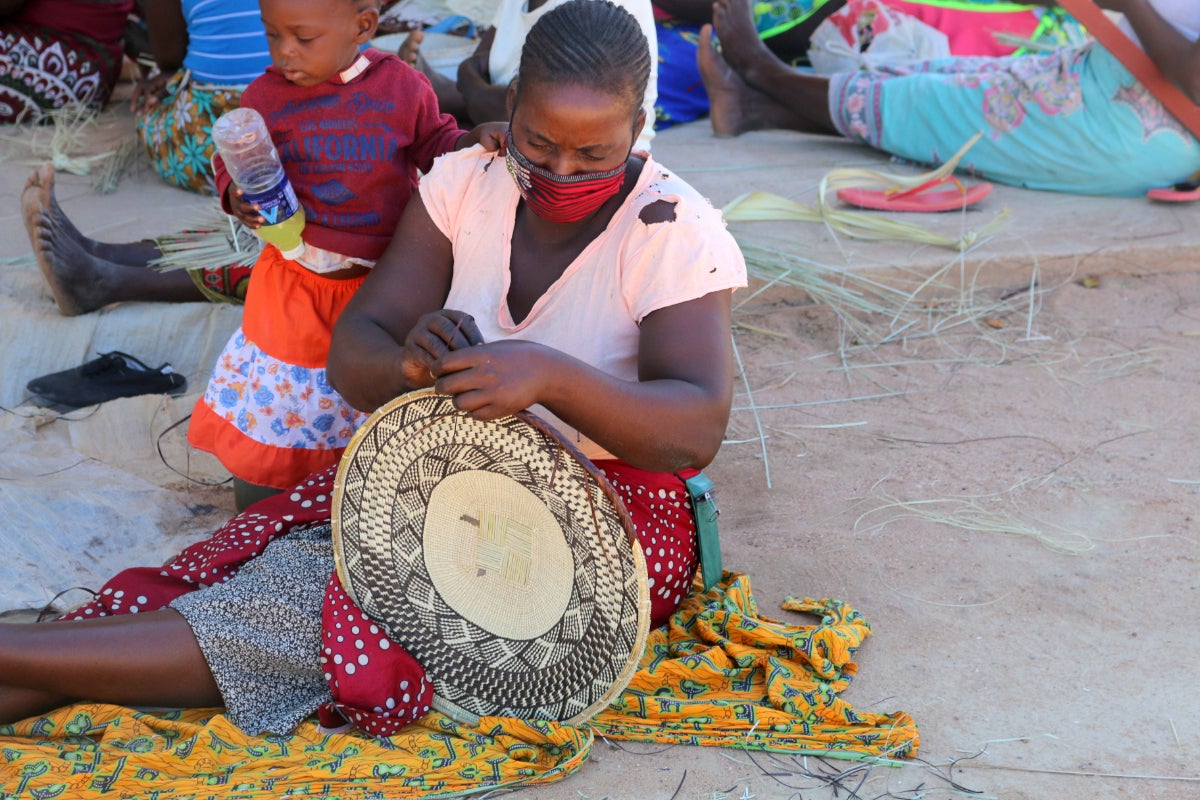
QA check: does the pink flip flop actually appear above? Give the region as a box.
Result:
[837,176,994,212]
[1147,181,1200,202]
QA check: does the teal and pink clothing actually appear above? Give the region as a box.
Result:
[829,1,1200,196]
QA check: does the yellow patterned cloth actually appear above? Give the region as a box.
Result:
[0,574,917,797]
[594,573,919,757]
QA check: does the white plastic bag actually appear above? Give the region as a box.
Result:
[807,0,950,75]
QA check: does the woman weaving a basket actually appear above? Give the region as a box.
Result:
[0,0,747,739]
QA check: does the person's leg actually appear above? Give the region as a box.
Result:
[698,24,827,137]
[0,609,221,724]
[21,164,205,316]
[398,30,472,124]
[699,0,837,136]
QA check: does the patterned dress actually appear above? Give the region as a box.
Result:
[0,0,132,122]
[829,30,1200,195]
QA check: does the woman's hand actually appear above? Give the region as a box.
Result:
[433,340,553,420]
[130,69,178,113]
[403,310,485,388]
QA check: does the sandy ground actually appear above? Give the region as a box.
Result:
[1,79,1199,800]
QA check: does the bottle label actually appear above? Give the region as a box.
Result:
[242,177,301,226]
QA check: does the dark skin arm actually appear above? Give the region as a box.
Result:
[131,0,189,112]
[329,195,735,472]
[1096,0,1200,104]
[434,294,733,470]
[456,35,511,126]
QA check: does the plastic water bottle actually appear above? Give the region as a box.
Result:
[212,107,306,260]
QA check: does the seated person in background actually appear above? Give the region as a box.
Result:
[399,0,658,150]
[17,0,274,317]
[134,0,272,195]
[698,0,1200,196]
[0,0,133,122]
[0,0,746,738]
[654,0,1082,129]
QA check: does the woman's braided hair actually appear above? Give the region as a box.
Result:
[516,0,651,118]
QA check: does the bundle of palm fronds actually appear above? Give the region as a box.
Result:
[720,134,1030,342]
[722,133,1009,253]
[5,103,113,176]
[149,205,261,273]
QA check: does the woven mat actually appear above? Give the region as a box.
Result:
[0,574,918,798]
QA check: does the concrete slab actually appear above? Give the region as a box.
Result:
[2,89,1198,800]
[661,122,1200,291]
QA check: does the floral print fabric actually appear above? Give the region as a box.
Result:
[0,24,120,122]
[829,42,1200,195]
[136,71,243,195]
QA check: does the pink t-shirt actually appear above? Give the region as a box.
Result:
[420,146,748,460]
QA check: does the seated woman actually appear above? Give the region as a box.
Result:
[0,0,746,737]
[134,0,270,195]
[0,0,133,122]
[698,0,1200,196]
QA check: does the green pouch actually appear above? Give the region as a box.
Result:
[681,471,721,592]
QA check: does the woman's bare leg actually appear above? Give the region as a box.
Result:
[21,165,205,315]
[699,0,837,136]
[0,609,221,724]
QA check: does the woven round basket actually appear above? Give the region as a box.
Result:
[332,389,650,725]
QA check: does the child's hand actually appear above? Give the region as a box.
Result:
[458,121,508,152]
[226,186,265,229]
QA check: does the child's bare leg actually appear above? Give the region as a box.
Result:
[0,609,222,723]
[233,477,283,512]
[21,165,204,315]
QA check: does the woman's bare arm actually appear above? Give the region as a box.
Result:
[328,194,460,411]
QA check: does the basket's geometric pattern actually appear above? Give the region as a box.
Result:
[333,390,650,725]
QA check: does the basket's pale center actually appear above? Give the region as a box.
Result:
[423,471,574,639]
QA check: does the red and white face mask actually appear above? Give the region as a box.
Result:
[503,130,627,224]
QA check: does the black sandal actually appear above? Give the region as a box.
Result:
[26,351,188,409]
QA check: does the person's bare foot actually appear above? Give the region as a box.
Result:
[22,164,118,315]
[698,24,755,138]
[398,29,424,67]
[710,0,783,91]
[699,20,835,137]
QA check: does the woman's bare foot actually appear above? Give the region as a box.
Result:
[20,165,202,314]
[698,24,757,138]
[21,164,113,315]
[710,0,785,91]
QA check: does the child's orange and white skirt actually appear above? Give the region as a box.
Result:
[188,245,369,489]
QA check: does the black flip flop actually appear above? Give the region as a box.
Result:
[26,351,188,409]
